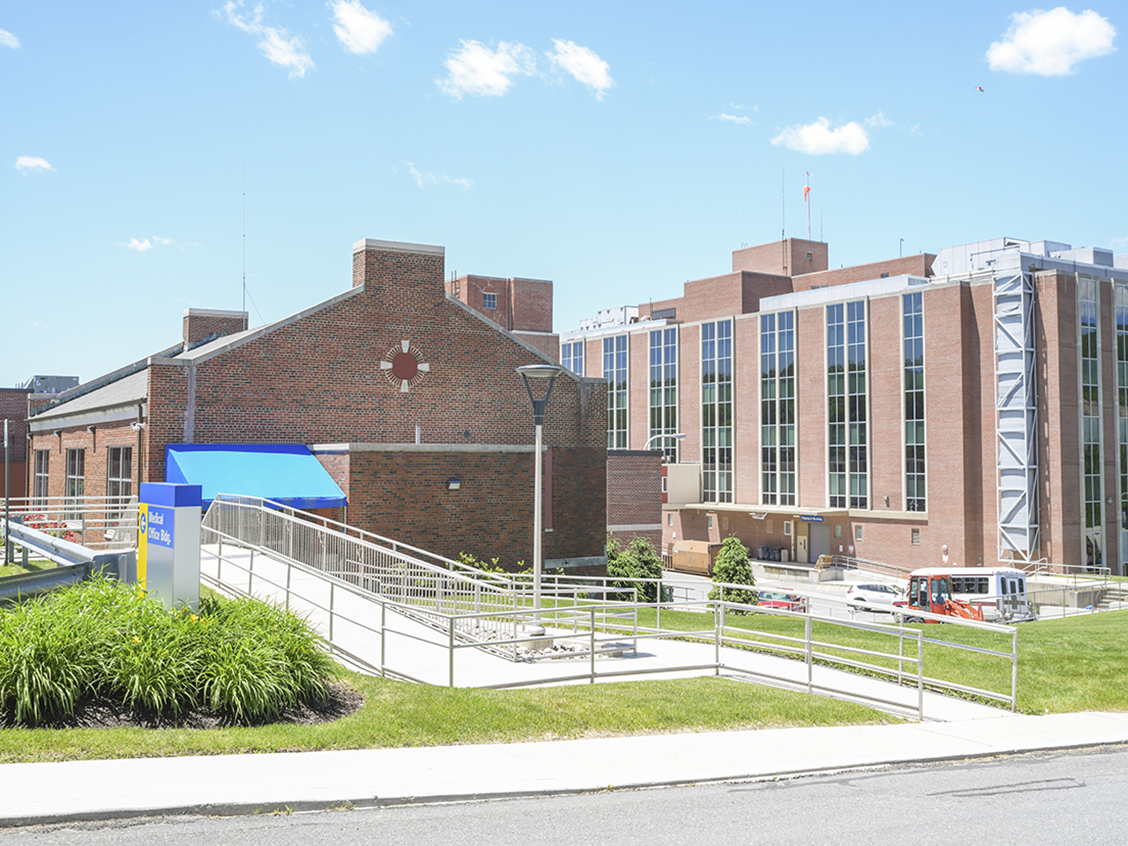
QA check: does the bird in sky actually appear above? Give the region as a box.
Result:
[975,86,985,92]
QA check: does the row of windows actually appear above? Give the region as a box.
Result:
[761,312,796,506]
[604,335,628,449]
[587,296,926,510]
[1081,277,1103,570]
[34,447,133,518]
[702,320,734,502]
[649,328,679,461]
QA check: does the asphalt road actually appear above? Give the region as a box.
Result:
[5,746,1124,845]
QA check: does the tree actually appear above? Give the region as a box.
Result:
[606,536,663,603]
[708,536,757,611]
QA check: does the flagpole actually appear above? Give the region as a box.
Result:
[805,172,812,240]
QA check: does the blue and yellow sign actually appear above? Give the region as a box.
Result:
[139,483,201,611]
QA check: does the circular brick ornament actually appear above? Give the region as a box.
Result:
[391,352,419,381]
[380,340,430,392]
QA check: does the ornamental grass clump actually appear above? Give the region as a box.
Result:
[0,578,335,727]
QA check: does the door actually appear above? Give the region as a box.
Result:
[809,524,831,561]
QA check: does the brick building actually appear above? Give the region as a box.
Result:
[27,238,607,570]
[0,388,31,500]
[561,235,1128,576]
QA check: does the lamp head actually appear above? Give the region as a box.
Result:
[517,363,563,426]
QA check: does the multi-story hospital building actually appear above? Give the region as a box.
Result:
[560,235,1128,576]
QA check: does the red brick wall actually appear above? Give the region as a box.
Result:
[347,445,605,569]
[628,330,649,448]
[678,324,701,464]
[445,275,553,335]
[732,238,827,277]
[43,241,608,564]
[793,255,935,293]
[513,331,560,362]
[869,295,903,512]
[606,450,662,550]
[509,278,553,333]
[796,305,826,507]
[733,314,759,504]
[312,449,350,497]
[0,389,30,465]
[183,310,248,349]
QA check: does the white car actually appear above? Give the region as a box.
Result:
[845,582,903,612]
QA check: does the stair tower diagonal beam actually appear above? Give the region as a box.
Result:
[994,270,1039,563]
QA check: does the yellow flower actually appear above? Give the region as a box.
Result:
[132,636,140,643]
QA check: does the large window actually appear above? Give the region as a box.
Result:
[702,319,733,502]
[33,450,49,505]
[828,301,867,509]
[1081,277,1102,570]
[761,311,795,505]
[604,335,628,449]
[107,446,133,515]
[649,328,678,461]
[65,448,85,521]
[903,292,926,511]
[561,340,584,376]
[482,292,497,310]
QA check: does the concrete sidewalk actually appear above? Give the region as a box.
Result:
[2,711,1126,828]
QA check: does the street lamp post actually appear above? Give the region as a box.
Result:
[516,363,563,629]
[642,432,686,455]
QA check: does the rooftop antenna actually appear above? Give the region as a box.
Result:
[242,163,246,316]
[781,168,787,274]
[781,168,786,240]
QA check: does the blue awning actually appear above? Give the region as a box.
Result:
[165,444,347,510]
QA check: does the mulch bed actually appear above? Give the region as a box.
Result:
[2,681,364,730]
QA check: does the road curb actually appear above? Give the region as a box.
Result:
[3,738,1125,829]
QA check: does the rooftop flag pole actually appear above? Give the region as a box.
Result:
[804,172,812,240]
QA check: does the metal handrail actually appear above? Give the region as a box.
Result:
[208,494,514,587]
[199,534,1017,718]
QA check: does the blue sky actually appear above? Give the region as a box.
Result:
[2,2,1123,387]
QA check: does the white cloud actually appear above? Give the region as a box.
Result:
[771,117,870,155]
[403,161,472,190]
[0,29,19,49]
[714,113,751,125]
[14,156,55,173]
[331,0,392,54]
[437,40,536,98]
[220,2,314,78]
[186,241,204,247]
[987,7,1116,76]
[546,39,614,99]
[865,111,893,128]
[119,235,175,251]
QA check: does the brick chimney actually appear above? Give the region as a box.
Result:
[183,308,249,351]
[352,238,445,295]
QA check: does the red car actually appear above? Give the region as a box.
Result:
[757,591,808,612]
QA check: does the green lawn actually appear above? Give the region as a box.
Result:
[0,673,891,763]
[628,605,1128,715]
[0,559,56,579]
[1,591,1124,763]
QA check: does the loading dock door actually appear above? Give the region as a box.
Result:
[809,523,831,561]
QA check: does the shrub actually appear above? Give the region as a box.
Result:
[607,537,663,603]
[0,578,335,726]
[708,536,757,611]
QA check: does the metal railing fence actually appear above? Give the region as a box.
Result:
[199,524,1017,718]
[0,496,137,551]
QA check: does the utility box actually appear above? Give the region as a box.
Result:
[138,482,201,611]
